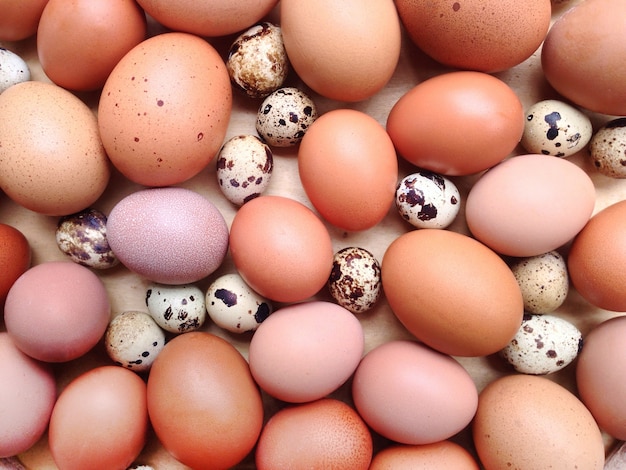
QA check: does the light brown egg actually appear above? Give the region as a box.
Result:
[370,441,480,470]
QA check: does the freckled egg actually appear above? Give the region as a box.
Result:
[145,282,206,334]
[298,108,398,232]
[98,32,231,187]
[0,0,49,41]
[521,100,593,157]
[0,48,30,94]
[0,223,30,304]
[205,273,273,334]
[395,171,460,229]
[590,118,626,178]
[387,71,525,176]
[369,441,480,470]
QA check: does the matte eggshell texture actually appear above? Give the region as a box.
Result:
[0,0,49,41]
[0,223,30,303]
[369,441,480,470]
[106,187,229,285]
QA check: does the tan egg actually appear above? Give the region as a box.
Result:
[0,81,110,216]
[590,118,626,178]
[370,441,480,470]
[280,0,401,102]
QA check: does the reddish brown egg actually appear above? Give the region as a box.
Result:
[0,223,30,304]
[0,0,49,41]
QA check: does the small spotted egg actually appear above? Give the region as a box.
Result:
[145,282,206,334]
[521,99,593,157]
[216,134,273,206]
[589,117,626,178]
[500,313,583,375]
[205,273,273,334]
[256,87,317,147]
[104,311,165,373]
[328,246,382,314]
[0,48,30,94]
[395,171,460,229]
[127,466,155,470]
[509,251,569,314]
[227,22,289,99]
[55,208,119,269]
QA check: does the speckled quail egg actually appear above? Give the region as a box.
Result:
[104,311,165,373]
[509,251,569,314]
[328,246,382,314]
[205,273,273,333]
[216,134,273,206]
[256,87,317,147]
[395,171,460,229]
[145,282,206,334]
[521,99,593,157]
[500,313,583,375]
[56,208,119,269]
[227,22,289,99]
[0,48,30,94]
[589,117,626,178]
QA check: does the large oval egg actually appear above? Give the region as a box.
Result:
[280,0,401,102]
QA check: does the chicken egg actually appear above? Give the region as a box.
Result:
[0,0,49,41]
[0,223,30,304]
[369,441,480,469]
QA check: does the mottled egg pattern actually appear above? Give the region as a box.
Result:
[521,99,592,157]
[500,313,583,375]
[216,134,273,206]
[0,48,30,94]
[509,250,569,314]
[395,171,460,229]
[205,273,273,333]
[328,247,382,314]
[256,87,317,147]
[146,283,206,334]
[104,311,165,373]
[55,208,119,269]
[227,22,289,99]
[590,117,626,178]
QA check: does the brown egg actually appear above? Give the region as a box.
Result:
[0,223,30,304]
[473,374,605,469]
[147,332,264,470]
[568,200,626,311]
[255,398,373,470]
[542,0,626,116]
[0,0,49,41]
[98,32,231,187]
[0,81,110,216]
[395,0,551,72]
[381,229,523,357]
[370,441,480,470]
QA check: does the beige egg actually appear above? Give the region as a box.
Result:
[590,118,626,178]
[0,81,110,216]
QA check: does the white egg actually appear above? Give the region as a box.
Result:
[589,118,626,178]
[0,48,30,94]
[328,247,382,313]
[145,283,206,334]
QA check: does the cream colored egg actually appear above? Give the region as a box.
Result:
[590,118,626,178]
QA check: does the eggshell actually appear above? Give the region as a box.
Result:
[386,71,524,176]
[0,81,111,216]
[369,441,480,470]
[255,398,373,470]
[381,229,523,357]
[395,0,551,72]
[590,117,626,178]
[248,301,364,403]
[577,315,626,440]
[147,331,264,470]
[0,48,31,94]
[145,282,206,333]
[298,108,398,231]
[98,32,231,187]
[49,366,148,470]
[280,0,401,102]
[473,374,605,469]
[567,199,626,311]
[0,0,49,41]
[352,340,478,445]
[0,332,56,458]
[541,0,626,116]
[465,154,596,257]
[229,195,334,303]
[106,187,229,285]
[4,261,111,363]
[0,223,30,304]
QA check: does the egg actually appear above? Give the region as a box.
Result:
[521,99,593,157]
[0,0,49,41]
[49,366,148,470]
[98,32,231,187]
[381,229,523,357]
[0,48,30,94]
[255,398,373,470]
[145,282,207,333]
[298,108,398,232]
[386,71,525,176]
[589,118,626,178]
[0,81,111,216]
[541,0,626,116]
[229,195,334,303]
[147,331,264,469]
[280,0,401,102]
[0,223,30,304]
[106,187,229,285]
[248,301,364,403]
[473,374,605,469]
[395,0,551,72]
[352,340,478,445]
[369,441,480,470]
[465,154,596,257]
[36,0,147,91]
